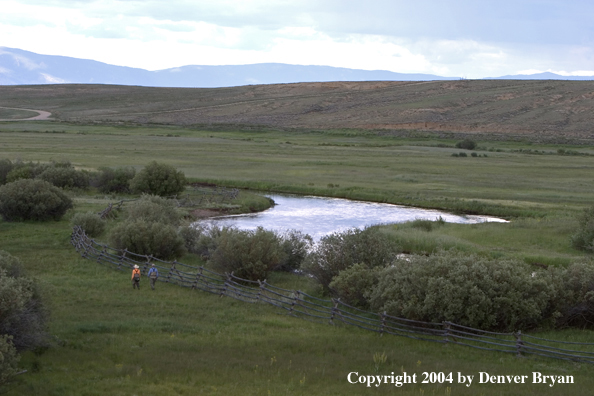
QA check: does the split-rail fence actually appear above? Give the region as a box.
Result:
[70,225,594,365]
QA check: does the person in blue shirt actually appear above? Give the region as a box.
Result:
[147,264,159,290]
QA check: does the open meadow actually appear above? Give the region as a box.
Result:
[1,83,594,394]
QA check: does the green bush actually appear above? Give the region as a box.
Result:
[130,161,186,196]
[455,138,477,150]
[556,260,594,328]
[71,212,106,237]
[5,162,49,183]
[0,250,49,352]
[329,263,380,309]
[0,159,14,185]
[570,206,594,252]
[0,179,73,221]
[368,251,557,331]
[94,166,136,194]
[179,224,205,254]
[125,195,184,225]
[458,152,468,157]
[109,219,186,260]
[37,166,89,189]
[208,226,284,281]
[301,227,399,293]
[276,230,313,272]
[0,335,19,386]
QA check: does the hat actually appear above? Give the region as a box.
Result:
[134,264,139,269]
[151,263,155,267]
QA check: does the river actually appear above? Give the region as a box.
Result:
[204,194,507,240]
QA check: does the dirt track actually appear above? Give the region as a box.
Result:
[0,106,52,121]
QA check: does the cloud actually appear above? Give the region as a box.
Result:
[1,0,593,78]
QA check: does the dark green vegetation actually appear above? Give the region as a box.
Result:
[0,179,73,222]
[1,81,594,394]
[0,250,49,388]
[130,161,187,196]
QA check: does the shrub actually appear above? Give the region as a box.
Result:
[37,166,89,189]
[458,152,468,157]
[301,227,399,293]
[0,335,19,386]
[0,250,49,353]
[95,166,136,194]
[0,179,73,221]
[109,219,186,260]
[130,161,186,196]
[0,159,14,185]
[368,251,557,331]
[208,226,284,281]
[276,230,313,272]
[471,152,478,157]
[71,212,106,237]
[5,162,49,183]
[125,195,183,225]
[570,206,594,252]
[455,138,477,150]
[556,260,594,328]
[329,263,380,309]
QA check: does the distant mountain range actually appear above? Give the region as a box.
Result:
[1,47,592,87]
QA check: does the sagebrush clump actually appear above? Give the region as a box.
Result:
[71,212,106,237]
[0,179,73,221]
[208,226,284,281]
[570,205,594,252]
[301,227,399,292]
[94,166,136,194]
[367,251,558,331]
[109,219,186,260]
[125,194,184,225]
[130,161,186,196]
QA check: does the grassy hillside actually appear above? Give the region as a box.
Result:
[1,80,594,142]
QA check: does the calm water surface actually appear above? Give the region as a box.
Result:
[205,194,507,240]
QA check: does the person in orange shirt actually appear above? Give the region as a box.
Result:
[131,264,141,289]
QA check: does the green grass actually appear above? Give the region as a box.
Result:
[1,122,594,394]
[0,108,38,119]
[2,217,594,395]
[1,123,593,219]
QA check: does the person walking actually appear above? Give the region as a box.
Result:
[131,264,141,290]
[147,263,159,290]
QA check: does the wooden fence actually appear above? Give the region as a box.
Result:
[70,225,594,365]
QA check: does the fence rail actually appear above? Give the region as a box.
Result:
[70,225,594,365]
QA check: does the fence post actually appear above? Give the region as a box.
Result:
[97,246,107,264]
[329,299,339,325]
[289,291,300,316]
[118,249,127,270]
[192,267,203,290]
[515,331,523,357]
[143,255,152,275]
[379,311,387,337]
[220,272,232,297]
[167,261,176,283]
[443,321,451,344]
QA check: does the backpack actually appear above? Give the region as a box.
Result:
[133,271,140,281]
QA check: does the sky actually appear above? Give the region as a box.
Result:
[1,0,593,78]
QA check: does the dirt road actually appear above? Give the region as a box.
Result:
[0,106,52,121]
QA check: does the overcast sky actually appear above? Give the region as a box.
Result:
[1,0,593,78]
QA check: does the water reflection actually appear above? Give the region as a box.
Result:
[204,194,507,240]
